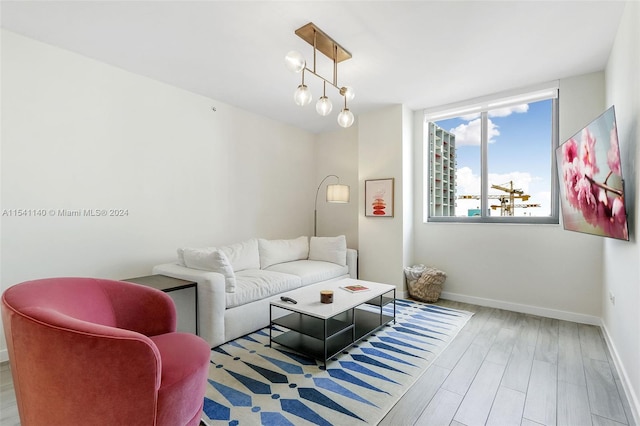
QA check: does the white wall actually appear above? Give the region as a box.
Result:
[0,31,317,358]
[315,126,359,249]
[603,1,640,420]
[411,72,606,323]
[357,105,406,288]
[402,106,415,277]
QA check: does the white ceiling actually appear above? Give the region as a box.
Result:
[0,1,626,134]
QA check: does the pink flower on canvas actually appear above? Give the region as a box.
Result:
[574,176,597,220]
[561,139,579,203]
[611,197,626,225]
[563,138,579,163]
[580,128,599,176]
[559,117,628,239]
[607,122,621,176]
[599,196,628,241]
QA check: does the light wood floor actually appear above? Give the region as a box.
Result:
[381,300,637,426]
[0,300,636,426]
[0,360,18,426]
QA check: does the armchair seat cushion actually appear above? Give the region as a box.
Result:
[152,333,211,426]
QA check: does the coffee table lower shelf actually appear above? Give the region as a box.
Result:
[270,303,395,365]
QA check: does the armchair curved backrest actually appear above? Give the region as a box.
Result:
[2,277,210,426]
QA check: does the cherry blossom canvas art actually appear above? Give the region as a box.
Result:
[556,106,629,241]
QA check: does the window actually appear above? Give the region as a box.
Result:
[424,85,559,223]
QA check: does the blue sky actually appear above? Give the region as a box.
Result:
[435,99,552,216]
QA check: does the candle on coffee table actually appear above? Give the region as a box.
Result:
[320,290,333,304]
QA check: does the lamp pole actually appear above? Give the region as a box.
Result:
[314,175,339,236]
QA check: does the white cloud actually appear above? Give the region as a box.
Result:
[455,198,481,216]
[455,166,480,196]
[456,167,480,196]
[453,168,481,217]
[488,104,529,117]
[445,104,530,147]
[449,118,500,146]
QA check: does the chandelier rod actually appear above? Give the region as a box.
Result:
[302,67,343,92]
[313,29,317,74]
[333,44,338,86]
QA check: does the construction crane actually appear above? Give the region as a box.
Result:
[490,200,541,215]
[457,181,540,216]
[491,181,525,216]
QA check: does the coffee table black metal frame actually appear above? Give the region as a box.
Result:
[269,285,395,367]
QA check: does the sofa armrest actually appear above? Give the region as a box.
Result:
[152,263,226,347]
[346,248,358,279]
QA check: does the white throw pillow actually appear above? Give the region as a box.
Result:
[176,247,186,266]
[258,236,309,269]
[218,239,260,272]
[309,235,347,266]
[182,247,236,292]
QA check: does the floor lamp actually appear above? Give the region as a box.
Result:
[314,174,350,236]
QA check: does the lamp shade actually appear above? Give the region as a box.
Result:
[294,84,312,106]
[337,108,355,128]
[316,96,333,116]
[340,86,355,101]
[285,51,306,73]
[326,184,350,203]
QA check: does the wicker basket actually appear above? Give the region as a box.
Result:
[407,267,446,303]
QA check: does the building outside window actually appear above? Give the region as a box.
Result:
[427,122,457,217]
[424,85,559,224]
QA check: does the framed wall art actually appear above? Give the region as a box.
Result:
[365,178,394,217]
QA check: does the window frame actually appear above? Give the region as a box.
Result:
[424,83,560,224]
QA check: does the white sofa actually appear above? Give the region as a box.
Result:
[153,235,357,347]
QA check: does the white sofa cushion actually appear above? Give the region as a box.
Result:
[258,236,309,269]
[225,269,302,309]
[218,239,260,272]
[266,260,348,286]
[182,247,237,292]
[309,235,347,266]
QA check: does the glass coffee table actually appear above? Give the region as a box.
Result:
[269,278,396,366]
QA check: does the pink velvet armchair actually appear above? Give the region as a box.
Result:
[1,277,211,426]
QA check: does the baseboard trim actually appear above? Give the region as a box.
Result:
[0,349,8,363]
[600,321,640,425]
[439,291,601,325]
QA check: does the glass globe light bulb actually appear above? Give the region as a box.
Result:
[284,51,306,73]
[340,86,355,101]
[337,108,354,128]
[315,96,333,116]
[293,84,312,106]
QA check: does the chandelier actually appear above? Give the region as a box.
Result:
[285,22,355,128]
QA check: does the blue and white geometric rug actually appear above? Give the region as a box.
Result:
[201,299,472,425]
